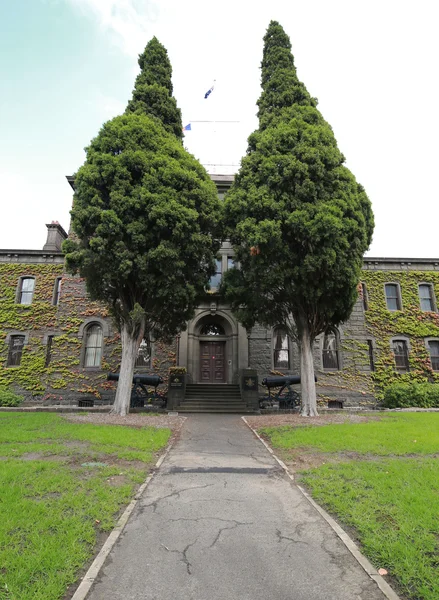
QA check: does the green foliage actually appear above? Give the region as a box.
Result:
[126,37,183,140]
[362,270,439,395]
[64,113,221,339]
[222,20,374,344]
[383,382,439,408]
[0,263,63,394]
[0,389,22,407]
[0,412,170,599]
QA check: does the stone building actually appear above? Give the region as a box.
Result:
[1,174,439,409]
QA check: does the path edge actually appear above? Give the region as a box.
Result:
[241,416,401,600]
[70,423,182,600]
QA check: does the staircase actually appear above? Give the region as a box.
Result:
[178,384,252,413]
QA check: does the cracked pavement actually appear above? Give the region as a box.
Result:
[87,415,388,600]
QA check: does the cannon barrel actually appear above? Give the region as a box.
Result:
[107,373,163,386]
[262,375,317,388]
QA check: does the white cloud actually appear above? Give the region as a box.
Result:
[66,0,158,56]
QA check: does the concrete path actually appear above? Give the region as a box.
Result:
[87,415,388,600]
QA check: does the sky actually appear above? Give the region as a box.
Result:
[0,0,438,257]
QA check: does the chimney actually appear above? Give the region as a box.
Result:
[43,221,68,252]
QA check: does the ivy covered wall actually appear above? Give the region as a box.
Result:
[0,262,176,404]
[362,269,439,396]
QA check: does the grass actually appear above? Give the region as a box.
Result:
[260,413,439,600]
[0,412,171,600]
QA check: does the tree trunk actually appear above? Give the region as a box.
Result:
[110,322,140,416]
[299,324,319,417]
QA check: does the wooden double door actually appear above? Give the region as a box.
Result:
[200,341,226,383]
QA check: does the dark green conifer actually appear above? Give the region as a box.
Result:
[223,21,374,416]
[126,37,183,140]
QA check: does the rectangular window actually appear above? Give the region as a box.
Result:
[392,340,409,371]
[385,284,401,311]
[19,278,35,305]
[135,338,151,368]
[209,258,222,289]
[419,284,434,311]
[361,282,369,311]
[7,335,25,366]
[53,278,62,306]
[227,257,235,270]
[367,340,375,371]
[45,336,54,367]
[428,341,439,371]
[273,329,289,369]
[322,333,340,370]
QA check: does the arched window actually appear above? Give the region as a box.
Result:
[83,324,103,368]
[200,323,225,336]
[273,328,290,369]
[18,277,35,305]
[322,330,340,370]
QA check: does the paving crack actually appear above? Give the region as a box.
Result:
[144,484,214,513]
[276,528,309,546]
[209,520,253,548]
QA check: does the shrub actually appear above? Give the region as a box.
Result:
[383,382,439,408]
[169,367,186,374]
[0,389,23,407]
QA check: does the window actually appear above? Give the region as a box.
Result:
[200,323,225,336]
[392,340,409,372]
[83,324,103,368]
[209,258,222,289]
[361,282,369,311]
[45,336,54,367]
[322,331,340,370]
[385,284,401,311]
[7,335,25,366]
[273,328,290,369]
[227,257,235,270]
[135,337,151,368]
[367,340,375,371]
[18,277,35,305]
[419,284,435,312]
[53,278,62,306]
[428,341,439,371]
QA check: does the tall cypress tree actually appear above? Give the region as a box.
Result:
[64,38,220,415]
[126,37,183,140]
[223,21,374,416]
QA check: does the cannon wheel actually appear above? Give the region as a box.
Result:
[130,383,148,408]
[277,384,301,410]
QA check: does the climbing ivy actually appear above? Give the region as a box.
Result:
[361,270,439,397]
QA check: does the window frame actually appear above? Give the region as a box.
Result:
[209,257,223,290]
[272,327,290,370]
[7,335,25,367]
[361,282,369,311]
[418,283,436,312]
[53,277,62,306]
[135,336,152,369]
[81,323,104,369]
[391,338,410,372]
[384,283,402,311]
[17,276,36,305]
[322,329,341,371]
[425,338,439,372]
[367,339,375,371]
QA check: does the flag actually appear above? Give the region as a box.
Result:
[204,81,215,99]
[182,123,191,131]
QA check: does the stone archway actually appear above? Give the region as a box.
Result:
[181,311,240,384]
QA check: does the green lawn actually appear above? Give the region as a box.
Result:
[0,413,171,600]
[260,413,439,600]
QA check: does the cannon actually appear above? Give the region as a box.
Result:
[107,373,165,408]
[261,375,317,409]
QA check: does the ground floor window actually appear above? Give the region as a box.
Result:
[8,335,25,366]
[273,328,289,369]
